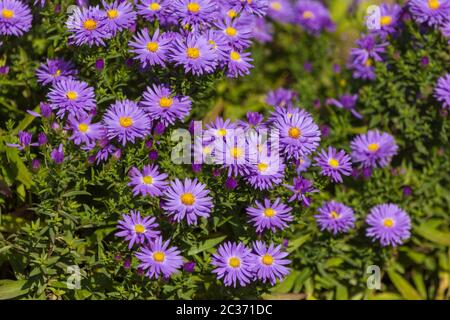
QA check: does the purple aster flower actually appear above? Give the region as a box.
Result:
[36,58,78,86]
[170,33,217,75]
[295,156,311,173]
[103,99,151,146]
[0,0,32,36]
[285,176,317,206]
[102,0,136,35]
[366,203,411,247]
[6,130,37,150]
[408,0,450,27]
[326,94,362,119]
[252,16,274,43]
[226,49,254,78]
[215,17,253,49]
[225,176,238,190]
[129,28,171,68]
[37,132,47,146]
[442,21,450,42]
[267,0,293,23]
[205,29,229,61]
[50,143,64,164]
[162,178,213,225]
[95,58,105,70]
[350,130,398,168]
[244,156,285,190]
[115,210,160,249]
[251,241,290,285]
[265,88,297,109]
[47,79,96,118]
[135,237,184,279]
[315,201,356,235]
[350,34,387,65]
[236,111,267,132]
[211,242,254,287]
[172,0,217,27]
[214,136,252,177]
[314,147,352,183]
[67,114,103,145]
[140,84,192,125]
[375,3,402,35]
[293,0,335,34]
[229,0,268,17]
[136,0,170,22]
[66,5,110,47]
[183,261,196,272]
[40,102,52,118]
[128,165,168,197]
[274,110,321,160]
[32,158,41,170]
[205,117,236,140]
[349,61,376,81]
[246,198,293,233]
[434,73,450,110]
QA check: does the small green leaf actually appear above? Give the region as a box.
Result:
[187,235,227,256]
[387,270,422,300]
[415,224,450,246]
[0,280,29,300]
[62,190,92,198]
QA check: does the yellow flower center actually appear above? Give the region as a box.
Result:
[54,69,62,77]
[159,97,173,108]
[225,27,237,37]
[428,0,440,10]
[153,251,165,262]
[147,41,159,52]
[134,224,146,234]
[217,128,227,136]
[303,10,314,19]
[187,2,201,13]
[257,163,269,172]
[365,58,373,67]
[83,19,97,30]
[264,208,276,218]
[1,9,14,19]
[78,123,89,133]
[230,51,241,61]
[186,47,200,59]
[262,254,274,266]
[288,127,301,139]
[330,211,340,219]
[149,3,161,11]
[143,175,153,185]
[230,147,243,159]
[119,116,133,128]
[367,143,380,152]
[383,218,395,228]
[66,91,78,100]
[227,9,237,18]
[107,9,119,19]
[181,192,196,205]
[380,15,392,26]
[270,2,282,11]
[203,146,212,155]
[228,257,241,268]
[328,158,339,168]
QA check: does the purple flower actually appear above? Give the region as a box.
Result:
[0,65,9,75]
[129,28,171,68]
[229,0,268,17]
[285,176,317,206]
[350,34,387,66]
[226,49,253,78]
[135,237,184,279]
[408,0,450,27]
[32,159,41,170]
[215,16,253,50]
[140,84,192,126]
[136,0,170,22]
[101,0,136,35]
[7,130,37,150]
[162,178,213,225]
[295,156,311,174]
[225,176,238,190]
[205,117,236,140]
[246,198,293,233]
[236,111,266,132]
[293,0,335,34]
[103,99,151,146]
[326,94,362,119]
[50,143,64,164]
[128,165,168,197]
[251,241,290,285]
[351,130,398,168]
[172,0,217,27]
[211,242,254,287]
[265,88,297,109]
[434,73,450,110]
[253,16,274,43]
[47,79,96,118]
[95,58,105,70]
[183,261,196,273]
[315,201,356,234]
[267,0,293,23]
[366,203,411,247]
[314,147,352,183]
[375,3,402,35]
[36,58,78,86]
[37,132,47,146]
[40,102,53,118]
[244,156,285,190]
[0,0,32,36]
[115,210,160,249]
[67,114,103,145]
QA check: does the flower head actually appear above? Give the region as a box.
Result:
[172,0,218,27]
[128,165,168,197]
[314,147,352,183]
[293,0,335,34]
[246,198,293,233]
[267,0,293,23]
[36,58,78,86]
[351,130,398,169]
[115,210,160,249]
[226,49,253,78]
[137,0,170,22]
[66,6,111,47]
[434,73,450,110]
[265,88,297,109]
[0,0,32,36]
[102,0,136,35]
[129,28,172,68]
[408,0,450,27]
[67,114,104,145]
[251,241,290,285]
[51,143,64,164]
[315,201,356,234]
[285,176,317,206]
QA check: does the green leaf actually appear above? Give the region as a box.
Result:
[414,224,450,246]
[0,280,29,300]
[387,270,422,300]
[62,190,92,198]
[187,235,227,256]
[271,271,300,294]
[287,234,311,253]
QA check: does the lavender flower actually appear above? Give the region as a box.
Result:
[251,241,290,285]
[0,0,32,36]
[408,0,450,27]
[314,147,352,183]
[36,58,78,86]
[128,165,169,197]
[315,201,356,234]
[246,198,293,233]
[434,73,450,110]
[351,130,398,168]
[129,28,172,68]
[115,210,160,249]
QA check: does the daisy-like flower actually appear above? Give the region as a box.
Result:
[205,29,229,61]
[102,0,137,35]
[350,34,387,66]
[285,176,317,206]
[314,147,352,183]
[66,5,110,47]
[374,3,402,35]
[215,17,253,49]
[6,130,38,150]
[442,21,450,42]
[115,210,160,249]
[229,0,268,17]
[172,0,217,27]
[0,0,32,36]
[236,111,267,132]
[136,0,169,22]
[128,164,168,197]
[252,16,274,43]
[140,84,192,125]
[51,143,64,164]
[326,94,362,119]
[47,79,96,118]
[170,33,217,75]
[246,198,293,233]
[315,201,356,235]
[244,156,285,190]
[36,58,78,86]
[350,130,398,168]
[136,237,184,279]
[214,135,253,177]
[366,203,411,247]
[211,242,254,287]
[274,110,321,160]
[408,0,450,27]
[265,88,297,109]
[162,178,213,225]
[129,28,172,68]
[251,241,290,285]
[295,156,311,174]
[267,0,293,23]
[103,99,151,146]
[349,59,376,81]
[293,0,335,34]
[434,73,450,110]
[226,49,253,78]
[205,117,236,140]
[67,114,104,145]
